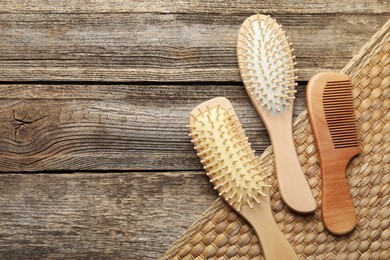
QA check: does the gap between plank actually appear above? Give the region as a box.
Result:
[0,80,309,86]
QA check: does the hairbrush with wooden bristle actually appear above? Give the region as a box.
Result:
[188,97,298,260]
[237,14,316,214]
[306,72,360,235]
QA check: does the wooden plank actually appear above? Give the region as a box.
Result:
[1,0,388,14]
[0,171,216,259]
[0,83,306,172]
[0,13,387,82]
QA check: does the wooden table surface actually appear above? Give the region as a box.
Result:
[0,1,388,259]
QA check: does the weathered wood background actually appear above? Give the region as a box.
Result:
[0,1,388,259]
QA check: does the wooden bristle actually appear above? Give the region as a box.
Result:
[323,81,359,149]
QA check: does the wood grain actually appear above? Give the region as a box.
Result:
[0,13,387,82]
[0,1,387,259]
[0,171,216,259]
[0,83,307,172]
[1,0,388,14]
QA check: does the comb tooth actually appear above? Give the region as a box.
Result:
[331,138,359,143]
[324,95,354,100]
[329,128,359,135]
[326,85,351,88]
[332,140,359,145]
[327,79,350,82]
[324,102,355,107]
[324,89,352,93]
[324,90,352,95]
[334,144,359,149]
[325,113,355,119]
[327,120,358,125]
[327,125,358,131]
[324,102,354,107]
[324,87,352,91]
[323,92,353,97]
[323,99,353,104]
[330,129,358,137]
[331,133,358,143]
[326,83,351,86]
[331,136,359,142]
[333,142,359,147]
[325,114,356,120]
[325,81,351,86]
[324,105,355,110]
[323,102,354,107]
[331,139,359,145]
[329,132,359,139]
[325,111,355,117]
[328,120,356,129]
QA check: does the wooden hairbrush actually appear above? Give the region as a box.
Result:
[188,97,298,260]
[306,72,360,235]
[237,14,316,214]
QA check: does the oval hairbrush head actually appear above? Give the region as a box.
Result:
[188,97,298,260]
[237,14,316,214]
[237,14,297,113]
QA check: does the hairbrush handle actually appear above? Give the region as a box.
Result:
[321,158,356,235]
[267,119,317,214]
[242,204,298,260]
[189,97,299,260]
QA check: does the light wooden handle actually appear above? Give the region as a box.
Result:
[270,126,317,214]
[321,160,356,235]
[244,205,298,260]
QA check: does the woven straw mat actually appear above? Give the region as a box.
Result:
[162,19,390,259]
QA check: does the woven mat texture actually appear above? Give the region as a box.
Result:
[162,19,390,259]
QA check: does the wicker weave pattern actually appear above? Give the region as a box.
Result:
[163,19,390,259]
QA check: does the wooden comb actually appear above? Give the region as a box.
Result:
[306,72,360,235]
